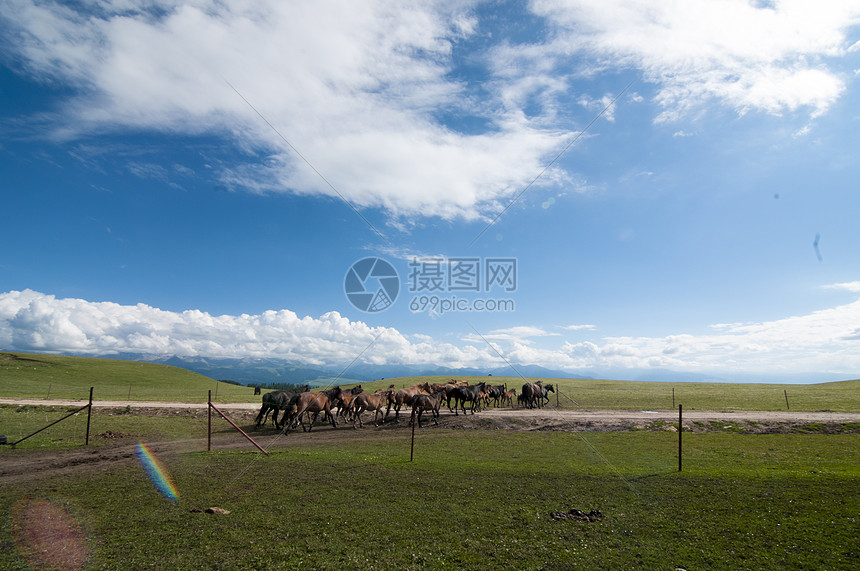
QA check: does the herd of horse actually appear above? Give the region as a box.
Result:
[254,379,556,432]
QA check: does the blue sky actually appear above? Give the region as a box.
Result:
[1,0,859,382]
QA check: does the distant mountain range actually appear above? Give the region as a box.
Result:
[104,354,593,386]
[76,353,850,386]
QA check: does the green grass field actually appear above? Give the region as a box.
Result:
[0,352,257,402]
[3,352,859,411]
[371,375,860,412]
[1,354,859,569]
[2,427,858,569]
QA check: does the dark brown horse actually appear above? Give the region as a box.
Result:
[409,390,445,427]
[521,381,543,409]
[387,382,431,421]
[255,385,310,428]
[284,387,342,433]
[333,385,363,423]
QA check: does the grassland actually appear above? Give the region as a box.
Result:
[2,427,858,570]
[3,352,859,412]
[374,375,860,412]
[1,355,859,569]
[0,352,256,402]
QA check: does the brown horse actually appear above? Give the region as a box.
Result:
[352,390,393,428]
[285,387,341,433]
[333,385,364,423]
[387,382,431,421]
[255,385,310,428]
[521,381,543,409]
[502,388,516,408]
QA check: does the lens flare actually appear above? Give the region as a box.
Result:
[136,441,180,502]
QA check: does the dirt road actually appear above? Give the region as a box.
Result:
[3,396,858,423]
[2,398,858,485]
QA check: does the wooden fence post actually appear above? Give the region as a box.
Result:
[208,390,212,452]
[784,390,790,410]
[85,387,93,446]
[410,410,416,462]
[678,404,683,472]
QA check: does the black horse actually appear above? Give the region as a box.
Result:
[255,385,309,428]
[539,383,555,407]
[486,384,506,407]
[452,382,486,415]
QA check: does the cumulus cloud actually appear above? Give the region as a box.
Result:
[0,289,502,368]
[532,0,860,121]
[563,298,860,374]
[3,1,857,222]
[1,0,568,221]
[3,289,858,376]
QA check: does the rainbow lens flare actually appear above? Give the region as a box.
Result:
[136,441,180,502]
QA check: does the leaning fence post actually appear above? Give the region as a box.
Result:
[784,390,790,410]
[208,400,268,455]
[85,387,93,446]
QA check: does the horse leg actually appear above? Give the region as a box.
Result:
[298,411,309,432]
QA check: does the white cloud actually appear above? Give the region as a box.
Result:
[564,297,860,374]
[822,281,860,293]
[0,289,501,367]
[532,0,860,121]
[2,289,859,376]
[5,1,857,223]
[1,0,569,221]
[559,324,596,331]
[464,325,559,346]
